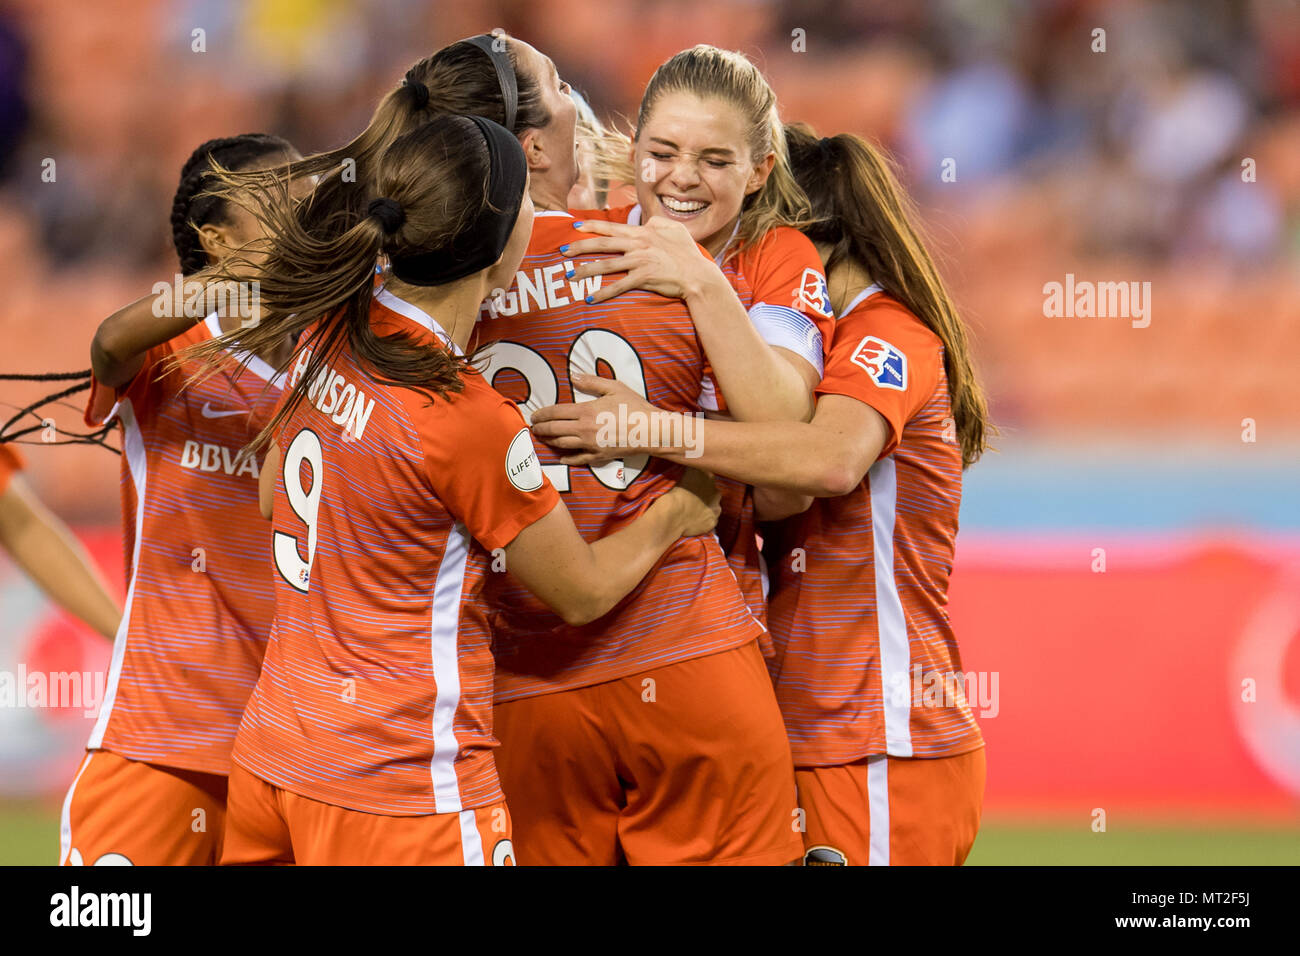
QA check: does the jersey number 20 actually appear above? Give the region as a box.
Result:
[478,329,650,492]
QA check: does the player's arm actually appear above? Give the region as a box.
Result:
[502,468,720,627]
[0,476,121,639]
[91,272,227,388]
[259,441,280,520]
[753,486,814,521]
[564,218,817,422]
[678,269,818,422]
[532,374,887,498]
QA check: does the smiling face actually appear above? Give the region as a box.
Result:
[509,40,579,210]
[633,90,775,257]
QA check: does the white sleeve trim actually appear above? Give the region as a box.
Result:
[746,303,824,376]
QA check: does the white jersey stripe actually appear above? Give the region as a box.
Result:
[866,755,890,865]
[870,455,914,756]
[428,521,470,813]
[840,284,885,319]
[204,311,285,387]
[59,751,95,865]
[231,349,283,387]
[375,288,462,354]
[458,809,485,866]
[87,401,147,749]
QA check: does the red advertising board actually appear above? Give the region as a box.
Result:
[2,530,1298,821]
[952,535,1300,820]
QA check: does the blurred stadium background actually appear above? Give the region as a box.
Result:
[1,0,1298,865]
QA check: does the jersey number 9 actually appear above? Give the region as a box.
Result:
[272,428,323,593]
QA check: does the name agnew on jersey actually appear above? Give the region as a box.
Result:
[481,265,603,319]
[288,346,378,440]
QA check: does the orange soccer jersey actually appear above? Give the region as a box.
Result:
[472,209,763,702]
[617,205,837,632]
[82,314,284,776]
[232,289,561,816]
[765,287,984,764]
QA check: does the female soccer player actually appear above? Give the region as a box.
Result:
[560,45,837,637]
[208,34,806,866]
[455,40,828,865]
[460,42,801,865]
[198,113,721,866]
[60,133,301,866]
[568,45,832,420]
[532,123,993,866]
[0,445,120,639]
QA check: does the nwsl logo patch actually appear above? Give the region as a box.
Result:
[794,268,833,317]
[850,335,907,390]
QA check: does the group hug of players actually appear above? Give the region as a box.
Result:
[35,31,993,866]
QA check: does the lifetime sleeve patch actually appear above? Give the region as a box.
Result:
[505,427,543,492]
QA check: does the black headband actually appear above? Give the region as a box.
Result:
[466,33,519,133]
[388,115,527,287]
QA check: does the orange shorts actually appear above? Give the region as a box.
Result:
[59,749,228,866]
[494,640,802,866]
[795,747,986,866]
[221,762,514,865]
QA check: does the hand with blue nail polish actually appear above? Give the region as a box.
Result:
[559,217,712,304]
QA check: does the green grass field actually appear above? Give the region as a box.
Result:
[2,803,60,865]
[965,820,1300,866]
[3,800,1296,864]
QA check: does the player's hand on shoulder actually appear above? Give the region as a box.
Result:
[563,216,716,303]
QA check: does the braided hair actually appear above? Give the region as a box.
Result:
[170,133,296,275]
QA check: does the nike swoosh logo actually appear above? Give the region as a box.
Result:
[200,402,250,419]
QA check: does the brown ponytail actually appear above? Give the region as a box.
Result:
[785,123,992,467]
[206,34,549,244]
[187,116,498,452]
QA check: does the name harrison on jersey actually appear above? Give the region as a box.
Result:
[288,348,377,441]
